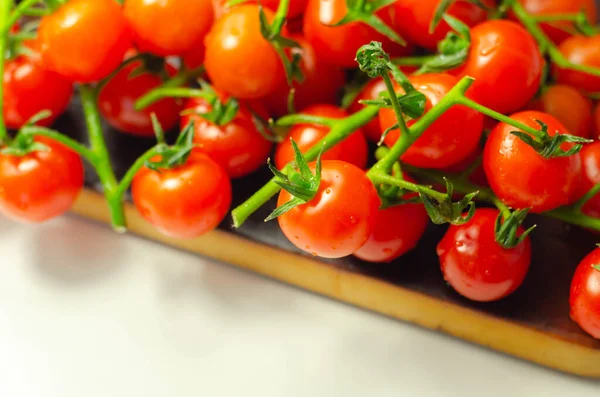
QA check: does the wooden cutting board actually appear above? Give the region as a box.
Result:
[58,97,600,378]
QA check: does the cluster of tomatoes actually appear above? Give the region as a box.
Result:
[2,0,600,340]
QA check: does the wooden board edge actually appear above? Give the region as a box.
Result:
[70,189,600,378]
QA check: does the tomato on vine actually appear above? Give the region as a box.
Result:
[554,34,600,93]
[576,141,600,219]
[274,104,368,170]
[437,208,532,302]
[0,137,84,222]
[380,73,483,169]
[594,103,600,139]
[570,247,600,339]
[349,78,387,143]
[38,0,131,83]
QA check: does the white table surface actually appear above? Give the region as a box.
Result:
[0,215,598,397]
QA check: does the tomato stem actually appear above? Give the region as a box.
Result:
[20,126,96,164]
[0,0,14,144]
[6,0,40,30]
[573,183,600,212]
[392,55,436,67]
[270,0,291,37]
[134,66,205,110]
[275,114,337,128]
[380,72,410,138]
[369,172,448,202]
[114,146,160,202]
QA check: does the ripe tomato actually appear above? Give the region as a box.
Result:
[437,208,531,302]
[353,177,428,263]
[575,141,600,218]
[182,44,205,70]
[274,104,368,170]
[594,103,600,139]
[179,94,273,178]
[303,0,413,68]
[263,36,346,117]
[452,20,543,114]
[204,5,286,99]
[527,85,592,139]
[0,137,83,222]
[554,34,600,94]
[98,61,181,137]
[380,73,483,169]
[570,247,600,339]
[277,160,379,258]
[349,78,387,143]
[442,146,488,188]
[38,0,131,83]
[132,152,232,239]
[515,0,597,44]
[124,0,213,57]
[3,51,72,129]
[484,111,582,213]
[392,0,491,51]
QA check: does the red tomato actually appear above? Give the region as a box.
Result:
[353,177,428,263]
[349,78,387,142]
[576,141,600,218]
[98,62,181,137]
[132,152,232,238]
[303,0,413,68]
[274,104,368,170]
[38,0,131,83]
[483,111,582,213]
[179,94,273,178]
[277,160,379,258]
[263,36,346,117]
[594,103,600,139]
[393,0,491,51]
[380,73,483,169]
[182,43,205,70]
[437,208,531,302]
[554,35,600,94]
[442,146,488,187]
[124,0,213,57]
[0,137,83,222]
[570,247,600,339]
[527,85,592,139]
[204,5,286,99]
[452,20,543,114]
[515,0,597,44]
[3,51,72,129]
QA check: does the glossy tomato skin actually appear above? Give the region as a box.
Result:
[576,142,600,218]
[484,111,582,213]
[516,0,597,44]
[527,85,592,139]
[38,0,131,83]
[594,103,600,139]
[98,62,181,137]
[180,94,273,178]
[349,78,387,142]
[132,153,232,239]
[570,248,600,339]
[263,36,346,117]
[393,0,490,51]
[554,35,600,93]
[0,137,83,222]
[380,73,483,169]
[3,52,72,129]
[303,0,413,68]
[124,0,213,57]
[274,104,368,170]
[437,208,531,302]
[452,20,543,114]
[277,160,379,258]
[204,5,286,99]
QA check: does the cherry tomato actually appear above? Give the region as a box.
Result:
[132,152,232,239]
[349,78,387,142]
[527,85,592,139]
[483,110,582,213]
[452,20,543,114]
[3,51,72,129]
[303,0,413,68]
[277,160,379,258]
[570,247,600,339]
[180,93,273,178]
[263,35,346,117]
[38,0,131,83]
[594,103,600,139]
[442,146,488,188]
[0,137,83,222]
[98,61,181,137]
[204,5,286,99]
[393,0,491,51]
[274,104,368,170]
[437,208,531,302]
[515,0,597,44]
[182,44,205,70]
[575,141,600,218]
[124,0,213,57]
[554,34,600,94]
[380,73,483,169]
[353,176,429,263]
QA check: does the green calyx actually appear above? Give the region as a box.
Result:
[417,15,471,75]
[494,208,536,249]
[265,139,323,221]
[143,115,196,172]
[420,178,479,225]
[1,110,52,155]
[180,81,240,127]
[511,119,592,159]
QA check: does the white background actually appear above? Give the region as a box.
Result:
[0,215,598,396]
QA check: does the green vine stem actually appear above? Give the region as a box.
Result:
[275,114,337,128]
[392,54,436,67]
[114,146,160,200]
[0,0,13,143]
[20,126,96,163]
[7,0,40,30]
[134,66,205,110]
